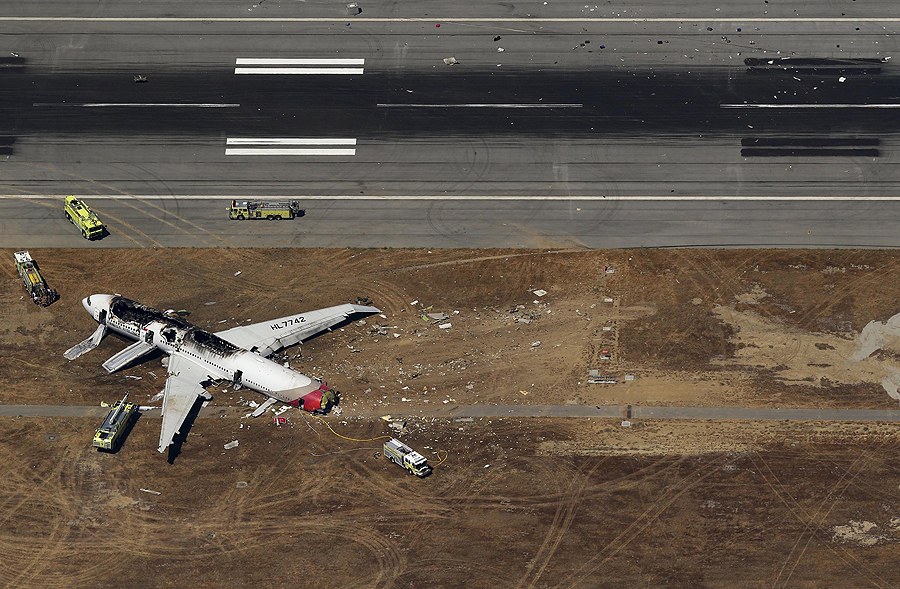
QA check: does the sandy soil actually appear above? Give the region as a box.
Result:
[3,247,900,588]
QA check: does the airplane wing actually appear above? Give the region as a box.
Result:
[158,353,211,453]
[214,303,380,357]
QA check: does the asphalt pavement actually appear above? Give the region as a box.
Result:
[1,3,899,248]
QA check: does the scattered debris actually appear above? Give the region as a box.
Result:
[531,341,542,347]
[45,433,59,443]
[124,375,142,380]
[234,271,242,276]
[625,374,635,381]
[519,390,529,395]
[439,323,452,329]
[588,376,617,384]
[346,2,361,15]
[204,301,217,306]
[133,74,147,83]
[497,47,505,52]
[621,420,632,427]
[839,76,847,82]
[454,417,474,422]
[533,289,548,297]
[484,464,491,468]
[427,312,449,321]
[442,57,458,65]
[140,488,162,495]
[273,416,287,425]
[493,35,502,41]
[224,440,239,450]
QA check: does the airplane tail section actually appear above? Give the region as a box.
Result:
[63,324,107,360]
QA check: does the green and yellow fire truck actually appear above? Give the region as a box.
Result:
[93,393,137,451]
[14,250,58,307]
[64,196,105,239]
[228,200,303,220]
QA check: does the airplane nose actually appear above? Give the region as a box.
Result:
[82,296,92,313]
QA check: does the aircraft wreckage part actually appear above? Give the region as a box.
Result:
[63,323,107,360]
[102,340,156,373]
[250,397,277,418]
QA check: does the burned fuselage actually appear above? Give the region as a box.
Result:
[90,295,326,406]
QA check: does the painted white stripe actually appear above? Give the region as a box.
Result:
[234,67,364,75]
[8,195,900,201]
[722,103,900,109]
[3,17,900,22]
[377,103,582,108]
[225,148,356,156]
[227,138,357,145]
[32,102,239,108]
[236,58,364,65]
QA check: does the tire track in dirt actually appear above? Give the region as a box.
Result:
[747,450,892,589]
[772,438,892,589]
[551,453,733,589]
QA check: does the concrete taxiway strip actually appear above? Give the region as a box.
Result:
[3,404,900,422]
[452,405,900,422]
[32,103,240,108]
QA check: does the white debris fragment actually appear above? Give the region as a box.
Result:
[410,300,419,305]
[149,391,165,402]
[439,323,452,329]
[204,301,217,306]
[224,440,239,450]
[332,405,343,416]
[838,76,847,82]
[621,420,632,427]
[140,488,162,495]
[442,57,459,65]
[234,271,242,276]
[124,375,142,380]
[497,47,505,52]
[531,341,541,347]
[484,464,491,468]
[533,289,548,297]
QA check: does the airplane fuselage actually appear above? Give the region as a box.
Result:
[83,295,334,410]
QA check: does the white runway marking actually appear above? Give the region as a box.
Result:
[225,138,357,156]
[235,67,365,75]
[3,17,900,22]
[8,195,900,201]
[377,103,583,108]
[227,138,357,145]
[722,103,900,109]
[235,57,364,75]
[225,148,357,156]
[235,58,365,65]
[32,102,240,108]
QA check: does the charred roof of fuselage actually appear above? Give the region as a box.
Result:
[188,328,240,355]
[111,297,191,329]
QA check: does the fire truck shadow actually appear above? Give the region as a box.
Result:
[166,396,205,465]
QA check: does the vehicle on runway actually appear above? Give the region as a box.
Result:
[64,196,105,240]
[14,250,58,307]
[228,200,304,220]
[384,438,433,477]
[64,294,379,454]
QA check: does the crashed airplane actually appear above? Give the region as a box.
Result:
[64,295,379,453]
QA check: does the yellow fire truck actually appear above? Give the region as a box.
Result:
[64,196,105,239]
[93,393,137,451]
[228,200,303,220]
[14,251,58,307]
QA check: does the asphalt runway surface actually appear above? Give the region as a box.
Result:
[1,2,900,247]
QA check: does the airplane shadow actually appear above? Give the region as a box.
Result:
[166,395,205,465]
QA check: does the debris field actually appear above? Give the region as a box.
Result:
[1,247,900,588]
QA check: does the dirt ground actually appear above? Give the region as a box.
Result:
[3,247,900,588]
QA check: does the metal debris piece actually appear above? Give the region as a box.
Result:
[427,312,448,320]
[133,74,147,83]
[443,57,459,65]
[224,440,239,450]
[621,420,631,427]
[140,488,161,495]
[533,289,548,297]
[236,481,248,488]
[346,2,361,15]
[439,323,452,329]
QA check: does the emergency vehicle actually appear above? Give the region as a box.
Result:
[93,393,137,451]
[228,200,303,220]
[64,196,105,239]
[384,438,433,477]
[14,250,58,307]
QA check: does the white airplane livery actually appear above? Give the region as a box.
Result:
[64,294,379,453]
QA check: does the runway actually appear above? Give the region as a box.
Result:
[1,2,899,248]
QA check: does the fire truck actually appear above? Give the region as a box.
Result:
[93,393,138,451]
[64,196,105,239]
[383,438,433,477]
[228,200,304,220]
[14,251,58,307]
